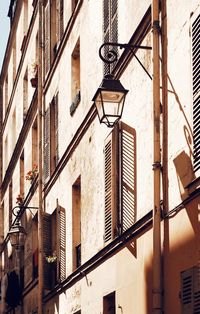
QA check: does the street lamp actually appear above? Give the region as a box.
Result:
[92,74,128,127]
[8,220,27,249]
[8,205,39,249]
[92,42,152,127]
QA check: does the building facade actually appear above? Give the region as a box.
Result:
[0,0,200,313]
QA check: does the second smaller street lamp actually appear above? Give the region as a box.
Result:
[8,220,27,249]
[8,205,38,249]
[92,74,129,128]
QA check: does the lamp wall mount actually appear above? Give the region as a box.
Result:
[99,42,152,80]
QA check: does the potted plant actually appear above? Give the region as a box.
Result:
[30,61,38,87]
[16,194,24,206]
[25,163,38,183]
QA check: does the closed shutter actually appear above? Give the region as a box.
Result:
[44,107,50,182]
[193,267,200,313]
[103,0,118,75]
[192,14,200,172]
[54,93,59,166]
[119,122,136,233]
[44,2,50,75]
[43,213,52,290]
[56,0,64,44]
[56,201,66,282]
[181,267,200,313]
[104,124,118,242]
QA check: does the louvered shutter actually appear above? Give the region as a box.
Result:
[54,93,59,166]
[110,0,118,72]
[44,2,50,75]
[119,122,136,233]
[43,213,52,290]
[56,201,66,282]
[56,0,64,44]
[192,14,200,172]
[103,0,118,75]
[193,267,200,313]
[104,124,118,242]
[44,107,50,182]
[181,267,200,313]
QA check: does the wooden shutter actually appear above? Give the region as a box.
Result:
[56,0,64,44]
[44,107,50,182]
[44,1,50,75]
[181,267,200,313]
[56,201,66,282]
[103,0,118,75]
[54,93,59,166]
[119,122,136,233]
[104,122,136,243]
[104,124,119,242]
[43,213,52,290]
[192,14,200,172]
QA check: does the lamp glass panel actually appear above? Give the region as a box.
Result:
[101,90,124,103]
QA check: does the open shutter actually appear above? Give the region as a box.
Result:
[44,107,50,182]
[192,14,200,172]
[56,201,66,282]
[104,124,118,242]
[44,2,50,75]
[119,122,136,233]
[43,213,52,290]
[59,0,64,40]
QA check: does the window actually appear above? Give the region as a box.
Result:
[44,93,59,182]
[192,13,200,172]
[44,1,63,75]
[104,122,136,243]
[72,177,81,270]
[43,202,66,289]
[4,75,8,117]
[180,267,200,313]
[103,292,116,314]
[70,39,81,115]
[103,0,118,75]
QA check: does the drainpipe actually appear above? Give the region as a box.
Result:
[152,0,162,313]
[38,0,44,313]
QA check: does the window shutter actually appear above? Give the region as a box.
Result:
[56,0,64,44]
[56,201,66,282]
[119,122,136,233]
[192,14,200,172]
[193,266,200,313]
[44,107,50,182]
[181,267,200,313]
[43,213,52,290]
[54,93,59,166]
[44,2,50,75]
[104,124,118,242]
[103,0,118,75]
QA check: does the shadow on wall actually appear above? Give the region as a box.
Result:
[173,150,195,201]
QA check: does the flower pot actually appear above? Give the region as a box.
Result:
[30,77,38,88]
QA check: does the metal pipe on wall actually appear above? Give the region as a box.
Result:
[152,0,162,312]
[38,0,44,313]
